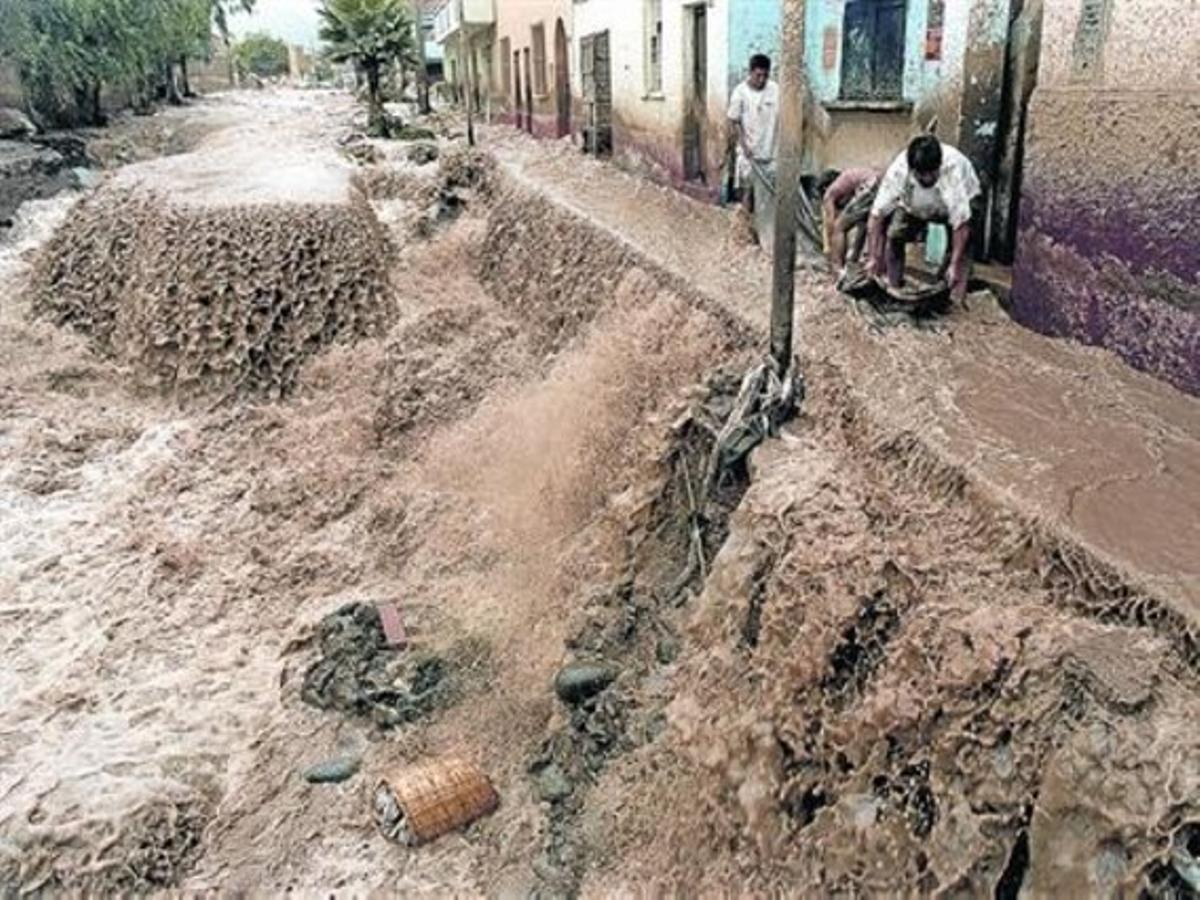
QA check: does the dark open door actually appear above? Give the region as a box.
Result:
[513,49,522,127]
[581,31,612,155]
[523,48,533,132]
[682,4,707,181]
[554,18,570,138]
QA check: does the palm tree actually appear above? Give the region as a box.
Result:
[180,0,255,97]
[318,0,416,136]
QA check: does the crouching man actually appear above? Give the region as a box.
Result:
[819,166,881,281]
[865,134,981,302]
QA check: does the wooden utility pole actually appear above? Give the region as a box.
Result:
[465,32,477,146]
[770,0,807,370]
[414,7,431,115]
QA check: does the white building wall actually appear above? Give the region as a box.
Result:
[572,0,732,192]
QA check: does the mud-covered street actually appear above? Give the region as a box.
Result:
[2,88,1200,896]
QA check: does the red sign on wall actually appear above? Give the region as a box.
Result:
[925,0,944,60]
[822,26,839,70]
[925,26,943,60]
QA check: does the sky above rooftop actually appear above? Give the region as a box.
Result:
[230,0,323,48]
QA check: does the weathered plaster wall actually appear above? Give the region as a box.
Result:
[491,0,572,132]
[572,0,730,195]
[1013,0,1200,395]
[726,0,1000,172]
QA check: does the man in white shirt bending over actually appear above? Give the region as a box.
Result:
[727,54,779,217]
[866,134,982,302]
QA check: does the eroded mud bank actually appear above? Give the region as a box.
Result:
[2,92,1197,896]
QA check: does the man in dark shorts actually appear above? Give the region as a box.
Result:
[818,167,881,282]
[866,134,982,302]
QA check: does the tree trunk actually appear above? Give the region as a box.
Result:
[414,19,431,115]
[73,85,91,127]
[91,81,105,126]
[770,0,806,371]
[163,62,184,106]
[465,32,476,146]
[180,56,195,97]
[366,63,387,136]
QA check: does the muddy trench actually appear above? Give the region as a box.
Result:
[2,94,1199,896]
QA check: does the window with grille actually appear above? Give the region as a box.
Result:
[840,0,907,101]
[532,24,548,95]
[645,0,663,93]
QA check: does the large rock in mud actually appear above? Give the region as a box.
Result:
[0,140,73,222]
[0,107,36,140]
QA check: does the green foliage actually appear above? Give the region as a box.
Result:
[0,0,257,126]
[232,31,289,79]
[318,0,415,135]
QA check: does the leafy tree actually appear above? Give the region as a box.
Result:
[209,0,254,43]
[0,0,255,126]
[233,31,289,79]
[318,0,416,136]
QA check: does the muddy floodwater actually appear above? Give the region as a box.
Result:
[1,90,1199,896]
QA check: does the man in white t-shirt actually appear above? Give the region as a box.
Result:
[726,54,779,216]
[866,134,982,301]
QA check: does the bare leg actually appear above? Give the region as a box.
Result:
[829,221,848,269]
[848,223,867,264]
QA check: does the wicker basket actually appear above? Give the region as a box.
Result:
[374,758,499,846]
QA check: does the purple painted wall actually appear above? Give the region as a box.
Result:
[1012,2,1200,396]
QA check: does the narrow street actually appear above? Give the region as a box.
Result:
[1,81,1198,896]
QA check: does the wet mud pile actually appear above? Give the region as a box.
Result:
[572,369,1200,896]
[373,302,536,444]
[466,153,1200,897]
[300,603,453,729]
[6,92,1199,896]
[28,184,394,398]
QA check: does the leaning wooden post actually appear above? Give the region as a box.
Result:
[465,30,477,146]
[414,8,431,115]
[770,0,807,370]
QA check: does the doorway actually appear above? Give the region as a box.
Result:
[523,48,534,132]
[513,49,522,128]
[682,4,707,182]
[580,30,612,155]
[990,1,1043,263]
[554,18,571,138]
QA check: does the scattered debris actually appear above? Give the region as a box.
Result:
[373,758,499,846]
[0,107,37,140]
[301,603,452,729]
[405,142,439,165]
[376,602,408,649]
[342,140,383,166]
[392,125,437,142]
[838,264,952,318]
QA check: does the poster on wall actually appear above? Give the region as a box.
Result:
[925,0,944,61]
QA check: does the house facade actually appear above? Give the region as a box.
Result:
[492,0,573,137]
[434,0,496,108]
[571,0,731,197]
[1012,0,1200,396]
[558,0,1023,216]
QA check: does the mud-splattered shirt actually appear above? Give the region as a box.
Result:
[727,80,780,165]
[871,142,981,229]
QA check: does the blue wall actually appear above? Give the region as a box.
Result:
[727,0,934,104]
